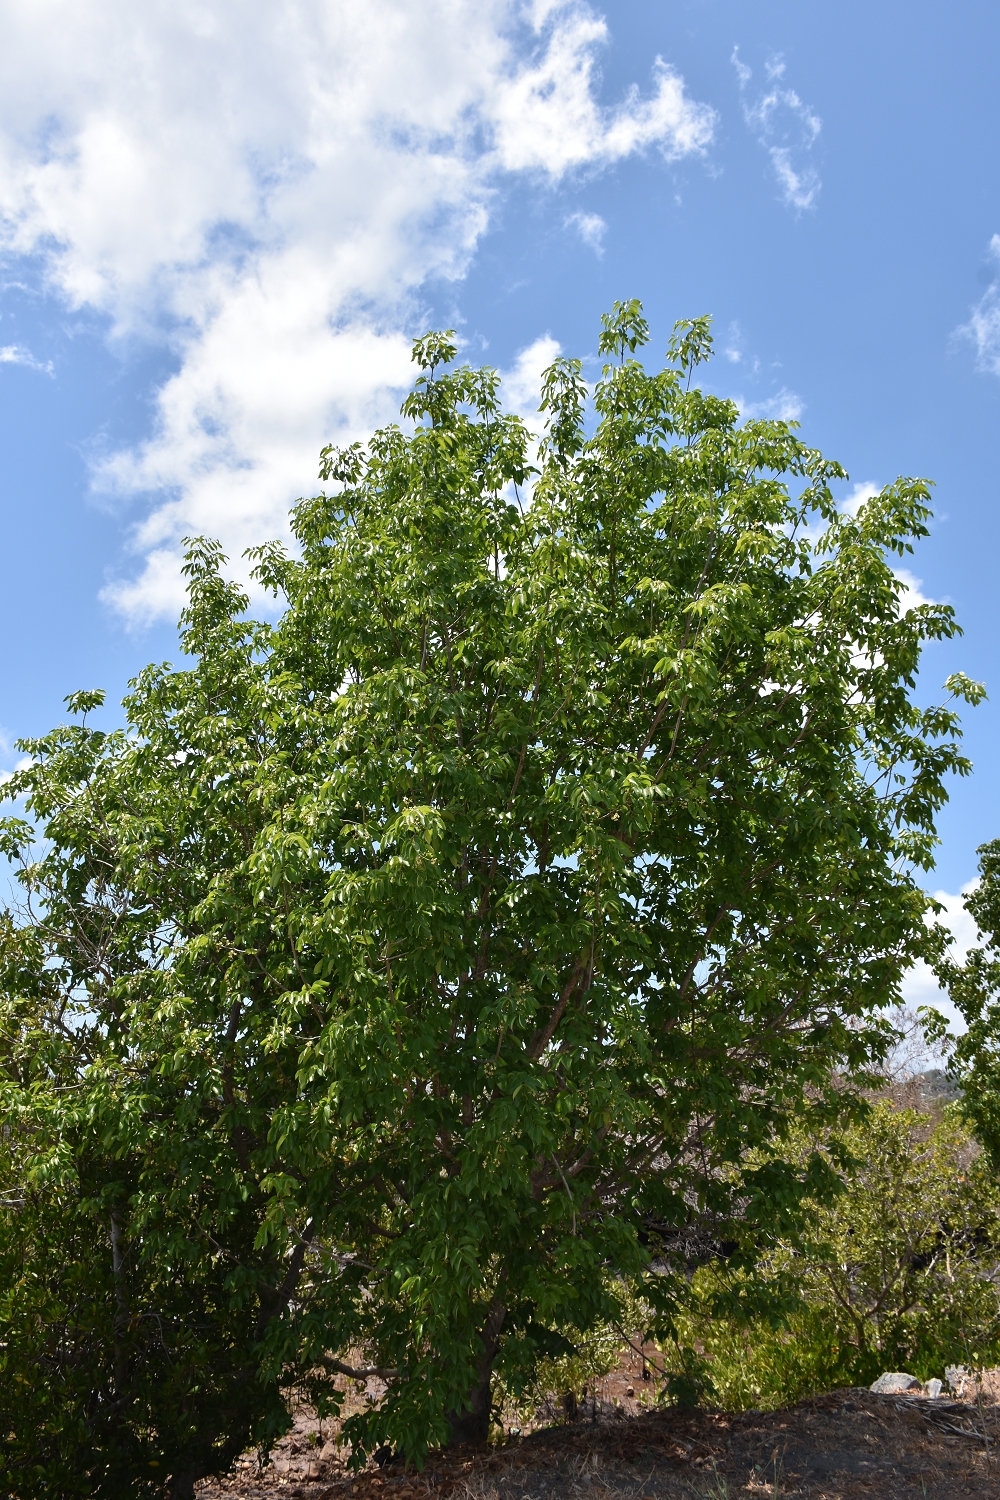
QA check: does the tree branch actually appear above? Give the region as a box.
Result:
[319,1356,399,1380]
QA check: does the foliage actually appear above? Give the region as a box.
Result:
[0,918,291,1498]
[673,1104,1000,1409]
[497,1277,651,1428]
[0,302,978,1495]
[934,839,1000,1165]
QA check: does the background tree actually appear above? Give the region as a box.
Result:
[935,840,1000,1160]
[674,1103,1000,1409]
[0,302,979,1497]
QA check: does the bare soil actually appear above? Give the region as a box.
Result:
[195,1371,1000,1500]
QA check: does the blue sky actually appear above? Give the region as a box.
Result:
[0,0,997,1011]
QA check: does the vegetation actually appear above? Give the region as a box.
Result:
[0,302,980,1497]
[936,839,1000,1169]
[511,1102,1000,1420]
[675,1103,1000,1409]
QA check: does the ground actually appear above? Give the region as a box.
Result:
[195,1368,1000,1500]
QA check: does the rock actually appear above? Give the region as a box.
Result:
[319,1440,338,1461]
[869,1372,922,1394]
[924,1379,943,1399]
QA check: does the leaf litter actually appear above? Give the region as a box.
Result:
[195,1363,1000,1500]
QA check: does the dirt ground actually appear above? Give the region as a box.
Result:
[195,1367,1000,1500]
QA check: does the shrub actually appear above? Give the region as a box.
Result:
[671,1104,1000,1408]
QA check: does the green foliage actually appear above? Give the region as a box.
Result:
[497,1278,650,1424]
[673,1105,1000,1409]
[935,839,1000,1165]
[0,915,294,1498]
[0,1166,290,1498]
[0,305,976,1494]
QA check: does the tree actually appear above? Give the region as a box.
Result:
[677,1103,1000,1409]
[935,840,1000,1161]
[0,302,979,1496]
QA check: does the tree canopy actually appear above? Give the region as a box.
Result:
[0,302,979,1498]
[935,840,1000,1160]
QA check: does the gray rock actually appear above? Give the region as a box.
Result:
[869,1372,922,1394]
[924,1378,943,1399]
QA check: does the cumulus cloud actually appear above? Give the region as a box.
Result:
[0,755,32,787]
[732,46,821,211]
[901,881,981,1035]
[957,234,1000,375]
[841,484,939,619]
[841,480,880,517]
[0,0,716,624]
[839,485,940,614]
[500,334,562,433]
[493,40,715,175]
[565,210,606,255]
[892,567,936,613]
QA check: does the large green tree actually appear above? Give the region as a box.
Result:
[0,304,978,1497]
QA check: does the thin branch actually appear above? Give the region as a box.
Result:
[526,953,589,1062]
[320,1356,399,1380]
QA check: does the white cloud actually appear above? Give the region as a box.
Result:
[501,334,562,433]
[732,46,821,211]
[768,148,820,213]
[0,1,716,625]
[892,566,935,613]
[0,755,32,787]
[0,343,52,374]
[840,486,939,614]
[721,320,764,372]
[493,44,715,176]
[901,880,981,1036]
[737,387,804,422]
[957,234,1000,375]
[841,480,880,518]
[565,210,606,255]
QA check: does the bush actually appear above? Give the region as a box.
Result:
[0,1139,289,1499]
[671,1104,1000,1409]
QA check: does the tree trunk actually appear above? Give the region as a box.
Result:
[444,1299,506,1447]
[166,1470,197,1500]
[110,1210,128,1395]
[165,1421,253,1499]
